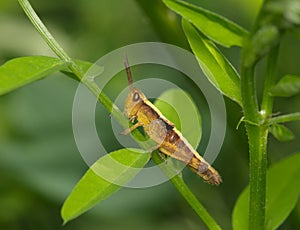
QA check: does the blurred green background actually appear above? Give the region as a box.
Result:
[0,0,299,229]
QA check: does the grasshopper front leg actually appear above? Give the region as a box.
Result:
[121,121,143,135]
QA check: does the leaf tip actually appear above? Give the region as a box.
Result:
[60,204,73,226]
[62,220,68,226]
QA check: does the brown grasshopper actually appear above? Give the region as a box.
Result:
[122,59,222,185]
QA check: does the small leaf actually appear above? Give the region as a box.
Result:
[269,124,295,142]
[182,19,242,106]
[163,0,248,47]
[271,75,300,97]
[154,88,202,148]
[232,153,300,230]
[61,148,150,224]
[243,25,280,67]
[0,56,65,96]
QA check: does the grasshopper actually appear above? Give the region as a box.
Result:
[122,59,222,185]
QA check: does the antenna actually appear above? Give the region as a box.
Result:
[124,55,133,89]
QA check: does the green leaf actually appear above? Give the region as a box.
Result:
[232,153,300,230]
[269,124,295,142]
[271,75,300,97]
[0,56,65,96]
[163,0,248,47]
[154,88,202,148]
[61,148,150,224]
[182,19,242,106]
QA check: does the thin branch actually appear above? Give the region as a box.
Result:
[268,112,300,125]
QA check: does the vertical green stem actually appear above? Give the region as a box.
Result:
[261,45,279,115]
[248,125,268,230]
[240,63,260,121]
[241,42,279,229]
[241,49,266,230]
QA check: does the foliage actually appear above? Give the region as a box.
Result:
[61,148,150,223]
[0,0,299,229]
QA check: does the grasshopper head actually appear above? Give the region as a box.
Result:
[124,88,146,119]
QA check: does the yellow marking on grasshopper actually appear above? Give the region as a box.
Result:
[122,58,222,185]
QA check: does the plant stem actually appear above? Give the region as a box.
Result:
[241,39,279,229]
[18,0,127,127]
[268,112,300,125]
[17,0,81,76]
[250,126,268,229]
[261,45,279,116]
[241,46,266,230]
[18,0,221,227]
[152,153,221,230]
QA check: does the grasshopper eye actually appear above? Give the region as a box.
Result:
[133,92,140,101]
